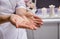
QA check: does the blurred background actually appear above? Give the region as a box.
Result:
[26,0,60,39]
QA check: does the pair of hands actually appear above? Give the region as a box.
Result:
[10,13,43,30]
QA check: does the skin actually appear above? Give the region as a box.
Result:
[10,14,38,30]
[0,14,37,30]
[0,14,11,24]
[0,1,43,30]
[0,8,43,30]
[16,8,43,29]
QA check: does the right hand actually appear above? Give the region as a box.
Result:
[23,12,43,27]
[9,14,37,30]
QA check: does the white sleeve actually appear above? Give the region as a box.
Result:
[16,0,26,9]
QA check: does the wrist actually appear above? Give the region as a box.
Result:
[0,14,12,24]
[7,14,11,22]
[8,14,15,22]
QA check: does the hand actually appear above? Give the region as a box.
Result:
[25,12,43,27]
[9,14,37,30]
[30,15,43,27]
[21,15,38,29]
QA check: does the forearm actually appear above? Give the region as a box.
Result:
[16,8,27,16]
[0,14,11,24]
[16,8,34,17]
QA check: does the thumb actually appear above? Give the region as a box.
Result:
[16,21,19,28]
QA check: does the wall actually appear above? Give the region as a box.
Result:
[32,0,60,8]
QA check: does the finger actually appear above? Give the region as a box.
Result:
[28,20,38,30]
[33,15,41,19]
[36,23,42,27]
[27,18,38,29]
[16,21,19,28]
[27,16,43,28]
[34,21,43,27]
[34,21,43,24]
[32,25,38,30]
[34,19,43,22]
[29,16,43,23]
[33,19,43,24]
[35,23,40,27]
[33,16,43,22]
[33,19,43,21]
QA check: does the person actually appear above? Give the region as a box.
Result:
[0,0,43,39]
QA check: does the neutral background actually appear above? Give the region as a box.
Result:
[32,0,60,8]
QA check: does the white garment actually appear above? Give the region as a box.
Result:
[0,0,27,39]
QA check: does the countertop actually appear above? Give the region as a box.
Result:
[42,18,60,23]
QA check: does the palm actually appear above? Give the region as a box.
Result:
[25,12,43,27]
[10,14,37,30]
